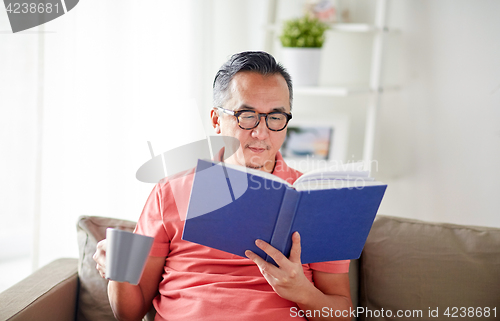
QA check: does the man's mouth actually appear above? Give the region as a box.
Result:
[247,146,268,153]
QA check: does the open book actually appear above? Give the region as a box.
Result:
[182,159,387,264]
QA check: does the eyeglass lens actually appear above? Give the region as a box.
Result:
[238,111,288,131]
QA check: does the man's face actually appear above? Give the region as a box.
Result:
[211,71,290,173]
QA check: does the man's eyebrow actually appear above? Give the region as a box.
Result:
[236,105,287,112]
[271,106,287,112]
[236,104,256,111]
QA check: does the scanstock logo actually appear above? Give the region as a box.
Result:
[3,0,79,33]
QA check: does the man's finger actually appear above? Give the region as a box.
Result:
[244,249,269,268]
[245,250,280,276]
[93,239,107,267]
[254,239,289,267]
[288,231,302,264]
[96,239,107,251]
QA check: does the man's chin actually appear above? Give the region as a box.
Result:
[245,163,264,170]
[245,156,275,172]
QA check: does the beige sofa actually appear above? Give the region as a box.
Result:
[1,215,499,321]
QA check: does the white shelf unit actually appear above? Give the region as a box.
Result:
[265,0,391,172]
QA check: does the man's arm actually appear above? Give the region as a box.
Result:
[245,232,353,320]
[94,239,165,321]
[301,271,352,320]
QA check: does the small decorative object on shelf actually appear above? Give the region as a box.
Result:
[304,0,337,23]
[280,15,329,86]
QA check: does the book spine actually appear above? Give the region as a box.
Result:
[266,187,301,265]
[221,163,236,202]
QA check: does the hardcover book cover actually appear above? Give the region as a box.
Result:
[182,159,387,264]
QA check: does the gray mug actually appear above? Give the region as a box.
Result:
[105,228,154,285]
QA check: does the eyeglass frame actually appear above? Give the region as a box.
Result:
[215,107,292,132]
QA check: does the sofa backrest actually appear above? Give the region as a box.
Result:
[358,215,500,321]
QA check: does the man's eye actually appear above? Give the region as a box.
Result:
[269,115,284,121]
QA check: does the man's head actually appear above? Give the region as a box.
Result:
[211,51,293,173]
[212,51,293,110]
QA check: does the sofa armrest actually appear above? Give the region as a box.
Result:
[0,258,79,321]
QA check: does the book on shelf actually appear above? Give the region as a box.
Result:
[182,159,387,265]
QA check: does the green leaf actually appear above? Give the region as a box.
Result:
[279,14,329,48]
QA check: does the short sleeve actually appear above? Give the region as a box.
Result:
[134,183,170,257]
[309,260,350,274]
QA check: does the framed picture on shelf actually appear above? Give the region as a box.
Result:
[281,116,349,172]
[281,125,332,160]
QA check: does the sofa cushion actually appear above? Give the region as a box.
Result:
[76,215,136,321]
[359,215,500,320]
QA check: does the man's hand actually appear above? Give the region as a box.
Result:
[92,238,166,321]
[93,239,108,279]
[246,232,352,320]
[245,231,314,305]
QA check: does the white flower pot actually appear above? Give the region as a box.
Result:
[281,47,322,87]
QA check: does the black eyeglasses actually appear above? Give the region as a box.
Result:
[216,107,292,132]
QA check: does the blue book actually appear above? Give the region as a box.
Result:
[182,159,387,265]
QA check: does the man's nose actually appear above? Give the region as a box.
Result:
[251,115,269,139]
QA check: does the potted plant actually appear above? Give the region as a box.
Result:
[280,15,329,86]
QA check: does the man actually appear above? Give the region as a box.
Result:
[94,51,353,320]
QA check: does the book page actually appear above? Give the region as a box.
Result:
[294,179,385,192]
[221,162,292,187]
[293,164,371,187]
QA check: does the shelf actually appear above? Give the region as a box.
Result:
[294,86,371,96]
[294,85,399,97]
[329,23,379,33]
[264,23,392,34]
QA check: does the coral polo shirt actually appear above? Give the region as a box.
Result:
[135,151,350,321]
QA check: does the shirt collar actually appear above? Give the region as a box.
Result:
[216,148,302,184]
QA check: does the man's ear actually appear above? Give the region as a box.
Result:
[210,108,221,134]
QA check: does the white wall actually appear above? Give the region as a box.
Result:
[0,5,40,290]
[0,8,38,261]
[375,0,500,227]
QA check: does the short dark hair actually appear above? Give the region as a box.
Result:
[213,51,293,110]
